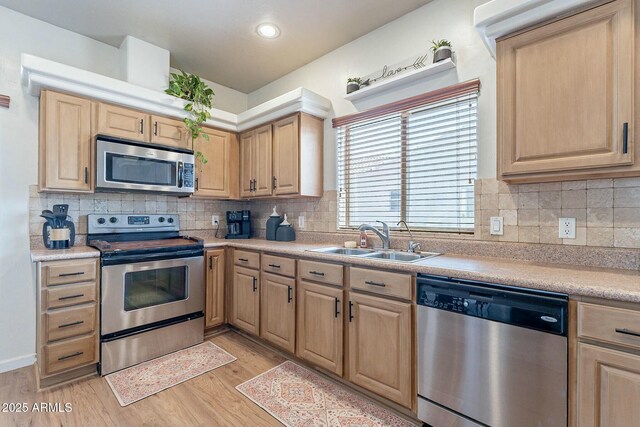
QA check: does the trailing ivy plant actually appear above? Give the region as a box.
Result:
[165,70,215,164]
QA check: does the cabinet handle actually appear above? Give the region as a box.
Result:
[209,256,213,270]
[334,297,340,318]
[268,264,281,269]
[59,320,84,329]
[365,280,386,287]
[615,328,640,338]
[349,301,354,322]
[58,351,83,361]
[287,286,293,303]
[309,270,325,276]
[58,272,84,277]
[84,167,88,184]
[252,277,257,292]
[238,258,249,262]
[272,175,277,190]
[58,294,84,301]
[623,122,629,154]
[139,119,144,134]
[153,121,158,136]
[252,179,257,192]
[195,177,199,191]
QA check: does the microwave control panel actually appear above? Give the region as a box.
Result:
[183,163,194,188]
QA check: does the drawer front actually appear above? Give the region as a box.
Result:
[299,260,343,286]
[46,282,97,309]
[234,250,260,270]
[349,267,412,300]
[578,303,640,351]
[46,305,96,342]
[44,260,97,286]
[44,334,96,376]
[262,254,296,277]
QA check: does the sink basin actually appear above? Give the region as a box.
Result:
[310,247,377,256]
[362,251,440,262]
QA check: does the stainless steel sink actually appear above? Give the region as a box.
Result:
[310,247,378,256]
[308,247,440,263]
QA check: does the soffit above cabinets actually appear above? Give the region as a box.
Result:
[474,0,602,58]
[21,54,331,132]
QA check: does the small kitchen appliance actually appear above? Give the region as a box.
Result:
[225,210,251,239]
[41,204,76,249]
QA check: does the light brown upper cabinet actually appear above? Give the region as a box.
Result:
[240,113,323,199]
[497,0,637,183]
[150,115,191,150]
[39,91,93,193]
[97,102,149,142]
[193,127,239,199]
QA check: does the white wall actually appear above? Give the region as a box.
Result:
[169,67,248,114]
[248,0,496,189]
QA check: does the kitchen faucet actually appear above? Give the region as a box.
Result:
[358,221,390,249]
[397,220,421,253]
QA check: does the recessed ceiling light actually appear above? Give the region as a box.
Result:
[256,23,280,39]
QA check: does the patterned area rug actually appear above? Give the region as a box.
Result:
[236,361,418,427]
[105,341,236,406]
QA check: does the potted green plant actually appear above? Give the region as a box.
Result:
[430,39,453,63]
[346,77,362,94]
[165,70,215,164]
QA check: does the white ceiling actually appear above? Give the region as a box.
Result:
[0,0,432,93]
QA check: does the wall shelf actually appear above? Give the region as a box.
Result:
[344,58,456,102]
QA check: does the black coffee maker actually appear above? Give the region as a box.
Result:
[225,210,251,239]
[41,204,76,249]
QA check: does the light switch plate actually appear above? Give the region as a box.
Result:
[298,215,305,229]
[490,216,504,236]
[559,217,576,239]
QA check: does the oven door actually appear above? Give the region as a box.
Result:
[95,136,194,195]
[101,255,204,335]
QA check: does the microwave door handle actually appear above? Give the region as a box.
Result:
[177,161,184,188]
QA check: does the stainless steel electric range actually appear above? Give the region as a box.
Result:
[87,213,204,375]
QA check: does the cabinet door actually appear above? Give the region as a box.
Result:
[150,115,191,150]
[498,0,634,177]
[195,128,237,198]
[273,114,299,195]
[239,131,254,197]
[39,91,93,192]
[205,249,225,329]
[231,266,259,334]
[577,342,640,427]
[97,103,149,142]
[253,124,273,197]
[260,273,295,353]
[347,292,412,408]
[296,280,343,376]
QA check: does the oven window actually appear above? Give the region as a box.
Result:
[124,266,188,311]
[106,153,176,186]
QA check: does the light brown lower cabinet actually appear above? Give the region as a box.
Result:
[204,249,225,329]
[296,280,343,376]
[231,266,260,335]
[347,292,412,408]
[260,273,296,353]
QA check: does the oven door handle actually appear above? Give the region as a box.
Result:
[101,249,204,266]
[177,161,184,188]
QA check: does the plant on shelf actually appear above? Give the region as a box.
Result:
[346,77,362,94]
[430,39,453,63]
[165,70,215,164]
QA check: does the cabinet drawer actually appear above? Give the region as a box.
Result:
[43,334,96,376]
[43,260,97,286]
[46,304,96,342]
[299,260,343,286]
[262,254,296,277]
[46,282,96,309]
[578,303,640,351]
[349,267,412,300]
[234,250,260,269]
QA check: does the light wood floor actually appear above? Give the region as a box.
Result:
[0,332,287,427]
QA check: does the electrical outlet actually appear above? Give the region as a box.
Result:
[490,216,504,236]
[558,217,576,239]
[298,215,305,229]
[211,215,219,226]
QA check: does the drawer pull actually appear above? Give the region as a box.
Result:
[309,271,325,276]
[58,294,85,301]
[58,351,84,361]
[59,320,84,329]
[615,328,640,338]
[334,297,340,318]
[58,271,84,277]
[239,258,249,262]
[268,264,281,269]
[365,280,386,287]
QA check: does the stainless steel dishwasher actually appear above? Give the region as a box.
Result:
[416,274,568,427]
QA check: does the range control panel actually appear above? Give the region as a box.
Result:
[88,214,179,234]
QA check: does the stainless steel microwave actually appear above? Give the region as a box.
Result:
[95,135,195,196]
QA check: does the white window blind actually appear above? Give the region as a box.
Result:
[337,91,478,232]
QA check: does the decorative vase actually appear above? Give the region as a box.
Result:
[433,46,452,63]
[346,82,361,94]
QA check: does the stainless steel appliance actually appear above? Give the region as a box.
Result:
[225,210,251,239]
[416,274,568,427]
[88,213,204,375]
[95,135,195,196]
